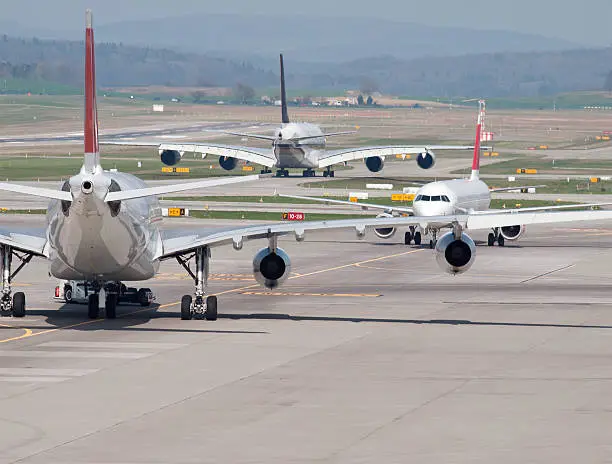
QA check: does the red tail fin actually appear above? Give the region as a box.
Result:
[470,100,485,180]
[83,9,100,173]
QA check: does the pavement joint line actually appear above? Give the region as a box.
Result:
[0,249,422,344]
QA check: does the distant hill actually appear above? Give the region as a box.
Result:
[0,33,610,99]
[91,14,583,64]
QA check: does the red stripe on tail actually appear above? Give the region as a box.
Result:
[84,10,98,155]
[471,122,482,172]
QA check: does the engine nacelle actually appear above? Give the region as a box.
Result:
[435,231,476,275]
[416,150,436,169]
[365,156,384,173]
[500,225,525,241]
[160,149,181,166]
[219,156,238,171]
[374,213,396,239]
[253,247,291,289]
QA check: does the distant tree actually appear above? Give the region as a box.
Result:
[191,90,205,103]
[366,95,374,105]
[357,94,364,105]
[605,71,612,94]
[360,77,379,96]
[233,82,255,104]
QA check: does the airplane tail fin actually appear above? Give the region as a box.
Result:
[83,9,101,174]
[470,99,485,181]
[280,54,290,124]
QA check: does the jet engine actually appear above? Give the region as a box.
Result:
[435,231,476,275]
[219,156,238,171]
[500,225,525,241]
[416,150,436,169]
[365,156,384,173]
[160,149,181,166]
[373,212,396,239]
[253,247,291,289]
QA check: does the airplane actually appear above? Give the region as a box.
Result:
[279,100,612,248]
[103,54,479,178]
[0,15,611,324]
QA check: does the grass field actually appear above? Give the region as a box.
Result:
[468,157,612,176]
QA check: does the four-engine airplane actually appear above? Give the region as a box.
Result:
[104,54,477,178]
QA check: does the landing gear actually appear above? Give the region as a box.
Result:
[323,168,335,178]
[275,169,289,177]
[302,169,316,177]
[428,230,438,249]
[88,293,99,319]
[413,231,422,246]
[488,228,505,247]
[404,231,413,245]
[105,293,117,319]
[0,245,33,318]
[260,168,272,175]
[176,246,217,321]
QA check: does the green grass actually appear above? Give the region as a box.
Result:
[471,157,612,176]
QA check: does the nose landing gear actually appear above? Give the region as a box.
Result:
[176,246,218,321]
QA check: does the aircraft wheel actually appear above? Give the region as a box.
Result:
[12,292,25,318]
[181,295,193,320]
[487,233,495,246]
[429,239,435,249]
[105,294,117,319]
[413,231,422,245]
[330,171,335,177]
[138,288,152,307]
[205,295,218,321]
[64,287,73,303]
[88,294,99,319]
[323,171,328,177]
[404,231,413,245]
[498,235,505,247]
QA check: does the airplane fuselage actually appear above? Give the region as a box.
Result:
[273,122,326,168]
[46,169,162,281]
[412,178,491,217]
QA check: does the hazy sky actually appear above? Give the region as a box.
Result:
[2,0,610,46]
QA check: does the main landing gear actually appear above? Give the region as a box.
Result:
[322,168,335,178]
[487,228,505,247]
[404,227,422,246]
[260,168,273,175]
[429,230,438,249]
[276,169,289,177]
[0,245,33,318]
[176,246,217,321]
[302,169,316,177]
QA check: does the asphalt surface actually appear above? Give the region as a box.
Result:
[0,218,612,462]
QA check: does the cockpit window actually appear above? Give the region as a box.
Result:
[431,195,441,202]
[442,195,450,202]
[421,195,430,201]
[415,195,422,201]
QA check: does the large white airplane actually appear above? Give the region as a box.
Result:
[104,54,477,178]
[0,18,611,323]
[280,100,612,249]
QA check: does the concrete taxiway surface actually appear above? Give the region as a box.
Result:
[0,219,612,462]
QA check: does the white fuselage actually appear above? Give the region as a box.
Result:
[274,122,325,168]
[412,178,491,217]
[46,168,162,281]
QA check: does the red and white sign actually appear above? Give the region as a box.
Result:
[282,212,305,221]
[481,131,494,142]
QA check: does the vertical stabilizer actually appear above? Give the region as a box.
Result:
[280,54,290,124]
[470,100,486,181]
[83,9,100,174]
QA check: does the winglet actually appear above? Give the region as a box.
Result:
[470,100,485,181]
[280,54,290,124]
[83,9,100,174]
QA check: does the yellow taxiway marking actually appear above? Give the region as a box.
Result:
[0,249,422,344]
[241,291,381,298]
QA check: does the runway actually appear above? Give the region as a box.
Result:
[0,218,611,462]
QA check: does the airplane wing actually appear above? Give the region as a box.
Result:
[490,185,546,193]
[0,226,48,257]
[318,145,474,168]
[469,201,612,215]
[158,209,612,259]
[101,141,277,168]
[277,193,413,215]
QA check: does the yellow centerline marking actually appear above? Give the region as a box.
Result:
[0,249,423,344]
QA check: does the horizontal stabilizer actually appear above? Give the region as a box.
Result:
[294,131,357,143]
[105,174,263,202]
[0,182,72,202]
[222,131,276,141]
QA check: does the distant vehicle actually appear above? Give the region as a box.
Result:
[54,280,153,306]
